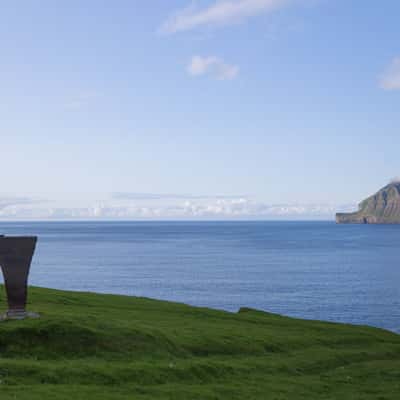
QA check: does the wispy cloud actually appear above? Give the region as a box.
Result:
[160,0,291,34]
[380,57,400,90]
[0,196,38,210]
[65,91,100,109]
[112,192,246,201]
[188,56,239,80]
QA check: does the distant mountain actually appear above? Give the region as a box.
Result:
[336,182,400,224]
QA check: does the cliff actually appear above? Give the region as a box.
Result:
[336,182,400,224]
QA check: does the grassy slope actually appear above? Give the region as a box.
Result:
[0,286,399,399]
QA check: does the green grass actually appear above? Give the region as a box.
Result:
[0,286,399,399]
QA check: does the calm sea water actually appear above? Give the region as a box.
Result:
[0,221,399,332]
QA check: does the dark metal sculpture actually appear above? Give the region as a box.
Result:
[0,236,38,320]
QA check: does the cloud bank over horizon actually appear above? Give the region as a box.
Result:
[0,194,355,221]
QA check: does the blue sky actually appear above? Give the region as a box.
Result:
[1,0,399,219]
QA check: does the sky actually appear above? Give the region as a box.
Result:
[0,0,399,220]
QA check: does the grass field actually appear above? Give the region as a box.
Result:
[0,285,399,399]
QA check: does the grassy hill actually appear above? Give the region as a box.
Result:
[0,286,399,399]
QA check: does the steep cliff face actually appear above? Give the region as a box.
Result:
[336,182,400,224]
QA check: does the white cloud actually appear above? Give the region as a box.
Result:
[188,56,239,80]
[160,0,291,34]
[380,57,400,90]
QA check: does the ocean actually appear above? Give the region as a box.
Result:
[0,221,399,332]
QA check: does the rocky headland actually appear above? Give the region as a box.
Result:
[336,182,400,224]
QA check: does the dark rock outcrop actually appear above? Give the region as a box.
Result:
[336,182,400,224]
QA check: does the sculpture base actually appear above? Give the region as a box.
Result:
[0,310,40,321]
